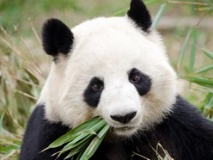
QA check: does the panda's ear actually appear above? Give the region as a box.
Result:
[127,0,152,33]
[42,18,74,57]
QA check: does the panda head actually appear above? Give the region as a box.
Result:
[39,0,177,137]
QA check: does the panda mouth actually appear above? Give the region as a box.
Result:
[113,126,135,132]
[110,126,137,136]
[110,125,138,136]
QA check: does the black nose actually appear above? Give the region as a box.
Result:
[110,111,137,124]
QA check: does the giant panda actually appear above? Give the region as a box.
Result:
[20,0,213,159]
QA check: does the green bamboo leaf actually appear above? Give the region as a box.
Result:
[204,93,213,104]
[189,28,198,72]
[151,3,167,29]
[25,69,39,85]
[61,133,91,151]
[79,124,109,160]
[0,113,5,134]
[64,138,91,159]
[75,150,86,160]
[45,117,109,159]
[177,28,193,71]
[197,6,213,12]
[145,0,160,5]
[59,120,106,154]
[43,132,78,151]
[195,65,213,74]
[97,124,110,138]
[59,132,96,155]
[113,8,128,16]
[44,117,101,150]
[58,135,93,158]
[90,119,107,132]
[78,129,97,135]
[202,48,213,61]
[205,95,213,110]
[183,76,213,87]
[80,136,105,160]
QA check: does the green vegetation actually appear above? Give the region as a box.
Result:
[45,117,109,159]
[0,0,213,159]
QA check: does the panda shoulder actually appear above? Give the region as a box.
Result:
[165,96,213,135]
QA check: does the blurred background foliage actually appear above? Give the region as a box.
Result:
[0,0,213,159]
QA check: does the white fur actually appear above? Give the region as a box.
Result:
[38,16,177,136]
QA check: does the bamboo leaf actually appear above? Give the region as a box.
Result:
[183,76,213,87]
[205,95,213,110]
[189,28,198,72]
[64,139,91,159]
[79,124,109,160]
[152,3,167,29]
[177,28,193,71]
[97,124,110,138]
[79,136,105,160]
[58,133,95,155]
[44,117,101,150]
[58,135,93,158]
[197,6,213,12]
[45,117,109,159]
[195,65,213,74]
[146,0,160,5]
[202,48,213,61]
[113,8,128,16]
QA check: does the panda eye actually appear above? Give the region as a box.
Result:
[91,84,103,92]
[128,68,152,96]
[90,78,104,92]
[129,70,141,84]
[84,77,104,107]
[130,73,141,83]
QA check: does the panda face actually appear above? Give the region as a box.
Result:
[39,0,177,137]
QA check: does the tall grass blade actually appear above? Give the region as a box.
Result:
[177,28,193,71]
[145,0,160,5]
[113,8,128,16]
[183,76,213,87]
[151,3,167,29]
[195,65,213,74]
[202,48,213,61]
[189,28,198,72]
[205,95,213,110]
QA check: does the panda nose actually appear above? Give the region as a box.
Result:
[110,111,137,124]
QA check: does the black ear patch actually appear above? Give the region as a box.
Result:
[42,18,74,57]
[127,0,152,32]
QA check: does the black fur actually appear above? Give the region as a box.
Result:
[127,0,152,32]
[84,77,104,107]
[92,96,213,160]
[19,105,70,160]
[129,68,152,96]
[20,96,213,160]
[42,18,74,57]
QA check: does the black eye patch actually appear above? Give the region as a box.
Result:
[128,68,152,96]
[83,77,104,107]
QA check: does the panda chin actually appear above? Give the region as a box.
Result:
[112,126,138,137]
